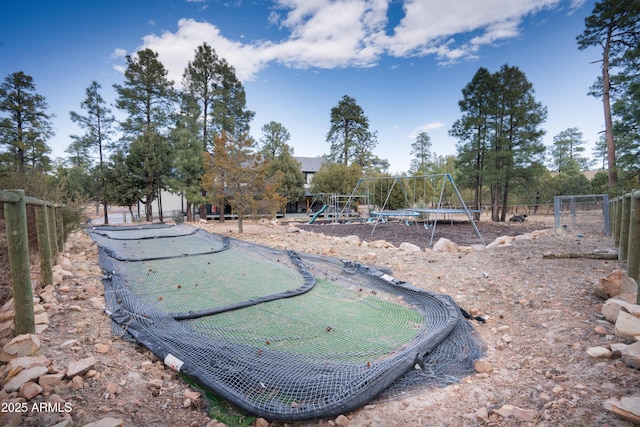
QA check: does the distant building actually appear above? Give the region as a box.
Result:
[136,156,327,219]
[291,156,327,213]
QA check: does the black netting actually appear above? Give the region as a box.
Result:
[88,223,484,421]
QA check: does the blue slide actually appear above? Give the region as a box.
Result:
[308,205,328,224]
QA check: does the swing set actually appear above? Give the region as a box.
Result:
[343,174,485,246]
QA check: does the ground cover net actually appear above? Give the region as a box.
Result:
[87,223,484,421]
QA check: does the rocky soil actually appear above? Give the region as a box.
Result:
[2,214,640,427]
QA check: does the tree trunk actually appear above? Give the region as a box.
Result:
[102,200,108,225]
[602,28,618,189]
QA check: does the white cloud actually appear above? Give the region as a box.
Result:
[115,0,579,82]
[110,48,128,59]
[408,121,445,139]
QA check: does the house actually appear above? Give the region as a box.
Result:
[134,156,327,220]
[291,156,326,214]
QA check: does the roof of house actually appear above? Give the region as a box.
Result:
[295,156,326,173]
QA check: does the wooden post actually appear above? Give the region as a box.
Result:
[613,196,621,247]
[34,203,53,287]
[47,204,58,263]
[55,206,64,253]
[628,191,640,303]
[4,190,35,335]
[620,193,631,261]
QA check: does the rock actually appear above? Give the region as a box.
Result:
[595,270,638,300]
[105,382,121,395]
[0,410,22,427]
[5,355,50,374]
[66,356,97,378]
[2,366,48,392]
[19,381,43,399]
[614,311,640,340]
[335,414,350,426]
[432,238,459,253]
[493,404,537,421]
[184,389,201,401]
[0,334,40,362]
[34,312,49,325]
[399,242,421,253]
[343,235,361,245]
[602,298,640,323]
[486,235,515,249]
[147,379,163,389]
[370,240,395,249]
[604,396,640,424]
[39,373,65,391]
[474,359,492,373]
[95,344,109,353]
[255,418,270,427]
[586,346,612,359]
[286,226,300,233]
[475,406,489,422]
[81,417,125,427]
[621,341,640,369]
[71,375,85,390]
[537,392,553,407]
[60,339,79,349]
[611,342,627,358]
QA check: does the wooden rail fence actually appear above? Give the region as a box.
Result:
[1,189,64,335]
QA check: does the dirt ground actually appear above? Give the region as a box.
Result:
[2,213,640,427]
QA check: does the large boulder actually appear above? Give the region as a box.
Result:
[0,334,40,362]
[594,270,638,300]
[432,238,459,253]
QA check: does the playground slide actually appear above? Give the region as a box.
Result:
[308,204,328,224]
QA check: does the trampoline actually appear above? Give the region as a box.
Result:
[88,223,484,421]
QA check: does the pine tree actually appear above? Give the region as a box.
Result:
[169,94,206,221]
[326,95,378,167]
[409,131,433,174]
[0,71,53,174]
[69,80,115,224]
[451,65,547,221]
[577,0,640,189]
[549,127,592,172]
[114,48,176,221]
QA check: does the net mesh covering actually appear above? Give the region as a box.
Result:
[88,223,484,421]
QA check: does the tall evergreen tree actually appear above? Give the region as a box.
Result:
[577,0,640,189]
[549,127,592,172]
[451,65,547,221]
[0,71,53,173]
[114,48,176,221]
[183,43,254,220]
[259,121,304,215]
[211,59,254,140]
[409,131,433,174]
[69,81,115,224]
[450,67,493,218]
[169,93,206,221]
[326,95,377,167]
[260,121,292,160]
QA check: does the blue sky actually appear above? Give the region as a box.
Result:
[1,0,603,173]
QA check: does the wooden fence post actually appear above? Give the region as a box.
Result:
[55,206,64,252]
[628,191,640,302]
[34,203,53,287]
[620,193,632,261]
[47,204,58,263]
[4,190,35,334]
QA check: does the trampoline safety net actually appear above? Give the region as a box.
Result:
[87,223,484,421]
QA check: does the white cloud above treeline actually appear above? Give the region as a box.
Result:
[113,0,586,83]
